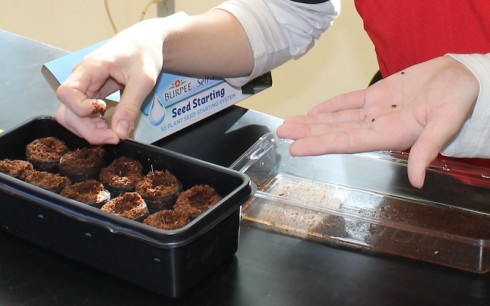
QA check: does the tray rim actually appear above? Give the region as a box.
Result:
[0,116,254,248]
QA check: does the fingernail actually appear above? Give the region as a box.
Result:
[115,120,131,137]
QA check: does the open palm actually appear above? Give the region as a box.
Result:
[277,56,479,188]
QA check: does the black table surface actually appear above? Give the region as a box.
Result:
[1,29,490,306]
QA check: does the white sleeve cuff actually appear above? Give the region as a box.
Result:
[442,53,490,157]
[214,0,340,86]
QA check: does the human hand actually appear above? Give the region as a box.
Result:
[56,18,167,145]
[276,56,479,188]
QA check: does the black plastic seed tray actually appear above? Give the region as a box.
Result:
[0,116,253,298]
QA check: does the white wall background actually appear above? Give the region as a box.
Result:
[0,0,378,119]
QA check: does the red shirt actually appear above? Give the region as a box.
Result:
[355,1,490,77]
[355,0,490,187]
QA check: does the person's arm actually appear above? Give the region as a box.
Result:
[276,55,481,188]
[56,10,253,145]
[56,0,339,145]
[160,10,254,78]
[217,0,339,86]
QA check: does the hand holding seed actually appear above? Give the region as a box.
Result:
[277,56,479,188]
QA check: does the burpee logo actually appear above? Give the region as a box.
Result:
[164,79,192,102]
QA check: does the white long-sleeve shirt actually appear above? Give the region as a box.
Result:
[216,0,340,86]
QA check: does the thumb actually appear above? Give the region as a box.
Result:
[111,76,155,140]
[407,117,462,188]
[406,140,440,189]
